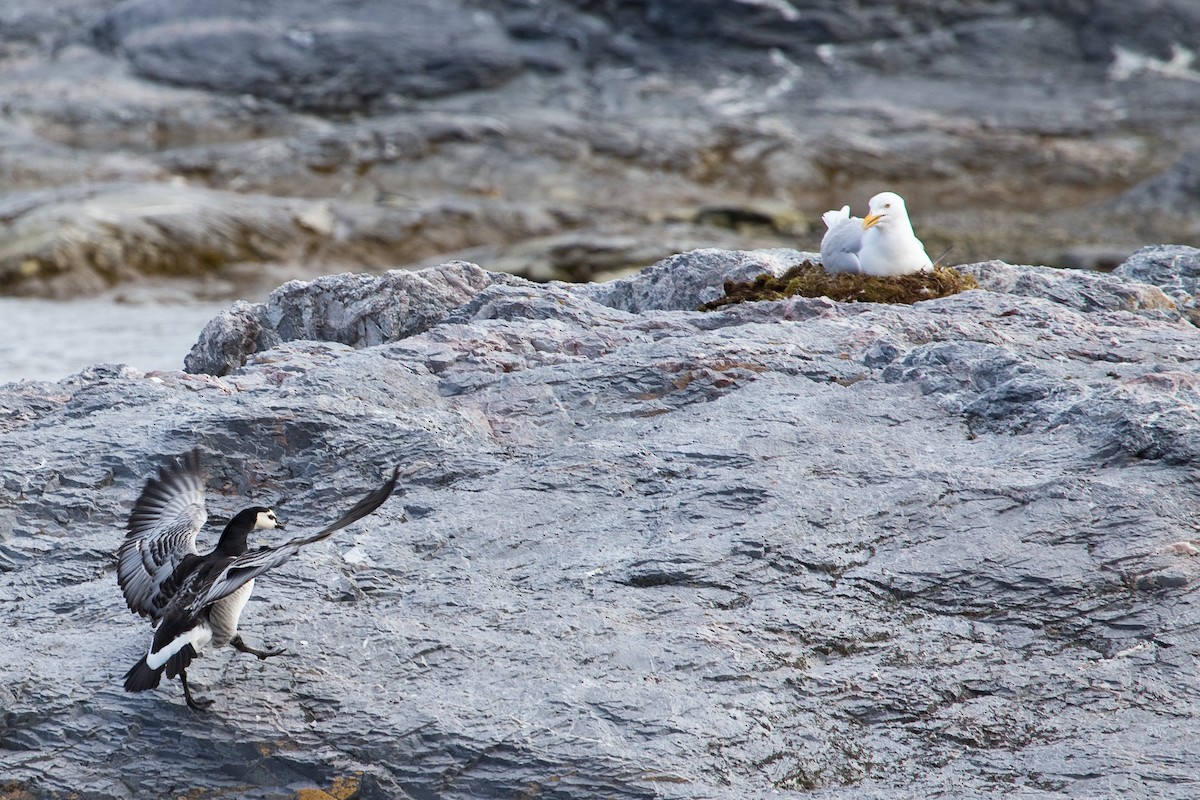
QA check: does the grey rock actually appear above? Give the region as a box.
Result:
[6,249,1200,796]
[91,0,525,112]
[184,261,521,376]
[1112,244,1200,322]
[0,182,568,298]
[1111,149,1200,211]
[1049,0,1200,64]
[572,0,1200,76]
[0,182,305,297]
[574,247,817,313]
[3,0,1200,300]
[1114,244,1200,295]
[0,118,162,192]
[183,300,272,378]
[958,259,1180,315]
[477,223,789,284]
[1054,245,1133,272]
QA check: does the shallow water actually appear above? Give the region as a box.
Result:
[0,298,228,384]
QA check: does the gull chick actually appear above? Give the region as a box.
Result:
[819,191,933,276]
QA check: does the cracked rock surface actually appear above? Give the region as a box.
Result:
[3,246,1200,797]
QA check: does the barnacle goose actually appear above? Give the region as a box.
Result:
[118,449,399,710]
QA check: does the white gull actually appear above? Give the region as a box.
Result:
[819,191,933,276]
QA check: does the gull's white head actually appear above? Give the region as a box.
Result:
[254,508,283,530]
[862,192,910,231]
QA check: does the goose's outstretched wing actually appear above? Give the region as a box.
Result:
[117,450,207,620]
[183,466,400,615]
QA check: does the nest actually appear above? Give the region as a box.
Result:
[699,261,979,310]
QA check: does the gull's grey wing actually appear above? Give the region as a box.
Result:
[819,213,865,274]
[117,449,207,620]
[186,466,401,613]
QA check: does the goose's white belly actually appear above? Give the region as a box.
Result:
[209,578,255,649]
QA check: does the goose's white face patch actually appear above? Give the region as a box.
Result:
[255,510,280,530]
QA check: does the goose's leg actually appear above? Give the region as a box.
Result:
[231,635,285,660]
[180,667,213,711]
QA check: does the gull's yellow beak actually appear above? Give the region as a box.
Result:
[862,213,882,230]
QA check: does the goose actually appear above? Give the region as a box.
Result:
[118,449,399,710]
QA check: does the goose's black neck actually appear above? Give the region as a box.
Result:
[215,508,264,557]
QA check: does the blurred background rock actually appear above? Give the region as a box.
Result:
[1,0,1199,378]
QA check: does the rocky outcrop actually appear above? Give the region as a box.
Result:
[184,248,1185,377]
[2,1,1200,296]
[184,261,521,376]
[0,182,566,298]
[1112,149,1200,212]
[574,247,817,313]
[1113,244,1200,324]
[3,249,1200,797]
[91,0,525,112]
[1116,244,1200,293]
[185,247,828,376]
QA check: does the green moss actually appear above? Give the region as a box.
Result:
[700,260,979,310]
